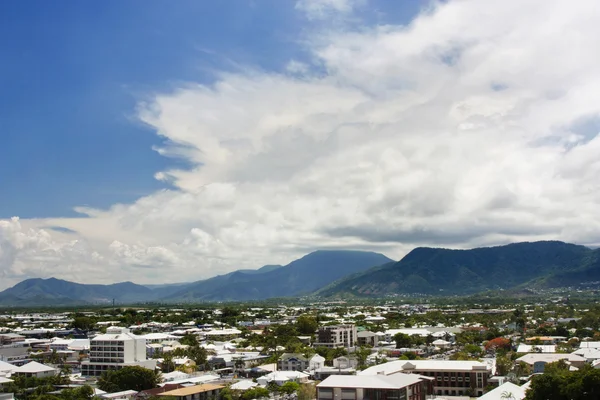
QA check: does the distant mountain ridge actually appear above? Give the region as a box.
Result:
[318,241,600,297]
[165,250,393,301]
[0,250,392,305]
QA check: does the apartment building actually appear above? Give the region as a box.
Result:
[359,360,492,397]
[81,327,156,376]
[313,325,357,348]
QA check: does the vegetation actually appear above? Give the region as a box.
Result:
[97,366,161,392]
[525,362,600,399]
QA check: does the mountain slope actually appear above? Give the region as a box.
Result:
[165,250,393,301]
[0,278,155,305]
[319,241,595,297]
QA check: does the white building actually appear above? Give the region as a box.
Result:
[314,325,357,348]
[81,327,156,376]
[13,361,57,379]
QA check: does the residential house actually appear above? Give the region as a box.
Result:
[277,353,309,371]
[257,371,310,386]
[12,361,57,378]
[333,356,358,369]
[159,384,224,400]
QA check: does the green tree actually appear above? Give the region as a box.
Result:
[179,333,199,347]
[241,387,270,400]
[72,316,95,331]
[279,381,300,394]
[97,366,160,392]
[296,315,318,335]
[393,333,412,349]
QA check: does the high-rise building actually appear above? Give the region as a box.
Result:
[313,324,357,348]
[81,327,156,377]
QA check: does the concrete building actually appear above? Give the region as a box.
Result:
[357,331,379,347]
[314,325,357,348]
[81,327,156,376]
[359,360,492,397]
[317,373,431,400]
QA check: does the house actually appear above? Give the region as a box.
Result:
[333,356,358,369]
[257,371,310,386]
[135,384,186,399]
[81,327,156,376]
[432,339,451,349]
[277,353,309,371]
[100,390,138,399]
[0,361,17,375]
[516,344,556,353]
[13,361,57,378]
[317,373,431,400]
[357,331,379,347]
[309,354,326,371]
[359,360,492,397]
[314,325,357,348]
[159,383,224,400]
[516,353,586,373]
[0,376,14,389]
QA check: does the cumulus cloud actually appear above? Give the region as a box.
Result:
[2,0,600,288]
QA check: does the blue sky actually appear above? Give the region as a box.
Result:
[0,0,422,219]
[3,0,596,288]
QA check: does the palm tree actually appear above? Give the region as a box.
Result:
[500,391,515,399]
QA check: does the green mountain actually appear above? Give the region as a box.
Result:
[318,241,600,297]
[0,251,391,305]
[165,250,393,301]
[0,278,155,305]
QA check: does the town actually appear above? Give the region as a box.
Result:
[0,298,599,400]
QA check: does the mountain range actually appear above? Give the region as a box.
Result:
[1,241,599,306]
[0,250,391,305]
[318,241,600,297]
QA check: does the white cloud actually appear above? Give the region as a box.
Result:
[295,0,363,19]
[2,0,600,289]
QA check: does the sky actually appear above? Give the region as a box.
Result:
[1,0,600,289]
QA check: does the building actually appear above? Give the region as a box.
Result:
[12,361,57,378]
[359,360,492,397]
[81,327,156,377]
[314,325,357,348]
[516,353,586,373]
[317,373,431,400]
[159,383,224,400]
[478,381,530,400]
[277,353,309,371]
[357,331,379,347]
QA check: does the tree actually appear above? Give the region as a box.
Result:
[296,315,318,335]
[179,333,199,347]
[187,345,208,369]
[97,366,160,392]
[485,337,511,353]
[298,383,316,400]
[72,316,95,331]
[354,346,372,369]
[241,387,269,400]
[393,333,412,349]
[279,381,300,394]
